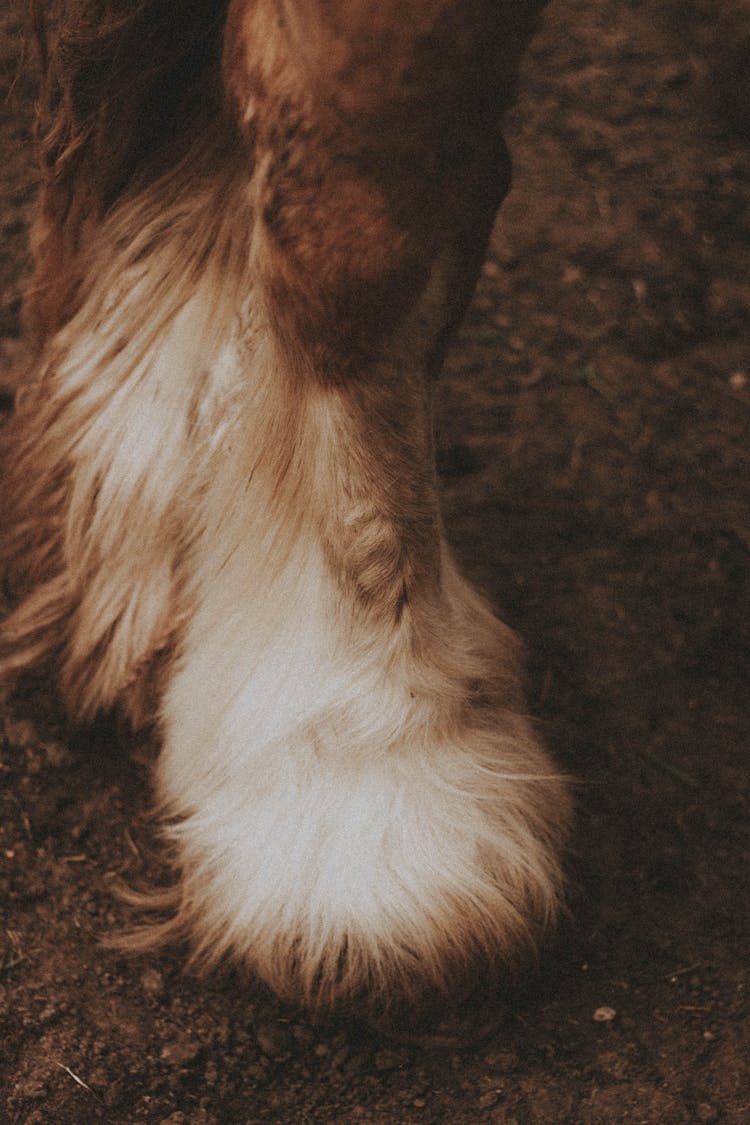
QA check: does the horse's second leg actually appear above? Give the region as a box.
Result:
[148,0,570,1005]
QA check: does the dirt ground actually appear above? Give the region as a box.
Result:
[0,1,748,1122]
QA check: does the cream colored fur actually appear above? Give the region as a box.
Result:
[1,0,569,1006]
[155,356,569,1003]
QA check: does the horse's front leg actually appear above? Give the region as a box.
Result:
[150,0,570,1006]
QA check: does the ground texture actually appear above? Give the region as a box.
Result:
[1,0,748,1122]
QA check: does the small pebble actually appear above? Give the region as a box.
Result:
[593,1006,617,1022]
[255,1021,294,1060]
[160,1037,201,1065]
[141,968,164,996]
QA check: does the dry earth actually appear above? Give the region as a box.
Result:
[1,0,748,1122]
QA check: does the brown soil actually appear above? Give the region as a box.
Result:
[1,1,748,1122]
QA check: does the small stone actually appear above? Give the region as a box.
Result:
[593,1006,617,1022]
[141,968,164,996]
[255,1022,294,1060]
[160,1037,200,1065]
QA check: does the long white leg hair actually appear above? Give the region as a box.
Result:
[1,0,570,1006]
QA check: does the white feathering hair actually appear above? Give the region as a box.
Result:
[1,0,569,1007]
